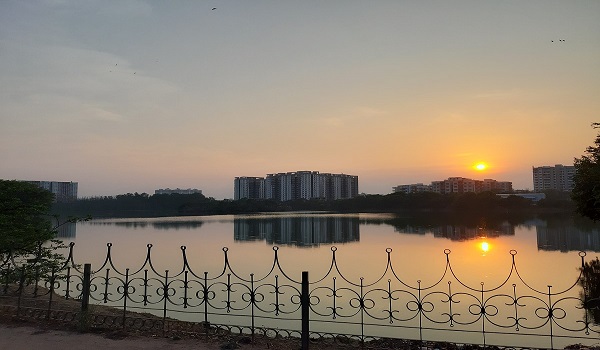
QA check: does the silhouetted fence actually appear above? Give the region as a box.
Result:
[2,243,600,349]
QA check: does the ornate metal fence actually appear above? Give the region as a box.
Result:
[2,243,600,349]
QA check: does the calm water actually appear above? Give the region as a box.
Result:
[57,212,600,347]
[59,212,600,283]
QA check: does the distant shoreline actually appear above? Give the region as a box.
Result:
[52,191,576,220]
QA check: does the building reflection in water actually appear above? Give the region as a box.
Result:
[431,223,514,241]
[536,216,600,252]
[391,222,515,241]
[55,221,77,239]
[234,216,360,247]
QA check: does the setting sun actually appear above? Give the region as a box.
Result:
[474,163,488,171]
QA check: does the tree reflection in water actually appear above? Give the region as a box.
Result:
[580,257,600,324]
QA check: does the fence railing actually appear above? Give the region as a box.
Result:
[1,243,600,349]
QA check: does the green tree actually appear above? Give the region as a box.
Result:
[572,123,600,221]
[0,180,55,254]
[0,180,84,283]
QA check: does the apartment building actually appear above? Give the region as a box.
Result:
[392,183,432,194]
[235,171,358,201]
[482,179,513,192]
[233,177,264,200]
[24,180,78,202]
[431,177,512,194]
[532,164,576,192]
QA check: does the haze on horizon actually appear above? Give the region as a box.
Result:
[1,1,599,199]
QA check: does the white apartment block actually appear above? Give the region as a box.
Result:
[234,177,264,200]
[235,171,359,201]
[24,180,78,202]
[393,183,432,194]
[532,164,576,192]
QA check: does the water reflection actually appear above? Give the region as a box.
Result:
[360,214,600,252]
[579,257,600,324]
[234,216,359,246]
[75,213,600,252]
[361,214,516,240]
[87,220,205,230]
[536,216,600,252]
[55,221,76,239]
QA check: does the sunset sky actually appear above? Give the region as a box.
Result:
[1,1,599,199]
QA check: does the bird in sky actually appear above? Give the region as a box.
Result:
[212,7,216,10]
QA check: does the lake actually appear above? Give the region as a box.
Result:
[56,212,600,348]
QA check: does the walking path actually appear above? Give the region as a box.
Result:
[0,324,259,350]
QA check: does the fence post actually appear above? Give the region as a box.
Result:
[301,271,309,350]
[81,263,91,313]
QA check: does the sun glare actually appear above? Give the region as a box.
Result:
[480,242,489,252]
[474,163,487,171]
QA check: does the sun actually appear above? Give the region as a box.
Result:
[474,163,487,171]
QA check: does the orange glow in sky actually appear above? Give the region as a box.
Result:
[1,2,598,198]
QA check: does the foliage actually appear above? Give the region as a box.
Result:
[51,190,551,219]
[579,257,600,324]
[4,240,71,284]
[572,123,600,221]
[53,192,211,217]
[0,180,54,254]
[0,180,84,282]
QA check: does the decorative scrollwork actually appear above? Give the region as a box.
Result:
[3,245,600,349]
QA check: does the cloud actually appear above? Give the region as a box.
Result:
[0,41,179,130]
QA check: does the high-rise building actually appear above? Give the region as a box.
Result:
[233,177,264,200]
[235,171,358,201]
[532,164,576,192]
[24,181,78,202]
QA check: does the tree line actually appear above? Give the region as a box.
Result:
[51,190,575,219]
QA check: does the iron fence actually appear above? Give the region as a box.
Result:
[1,243,600,349]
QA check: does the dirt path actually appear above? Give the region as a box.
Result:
[0,323,262,350]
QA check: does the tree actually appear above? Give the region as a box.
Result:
[579,257,600,325]
[0,180,85,282]
[0,180,55,254]
[572,123,600,221]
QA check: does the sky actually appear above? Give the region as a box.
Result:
[1,1,599,199]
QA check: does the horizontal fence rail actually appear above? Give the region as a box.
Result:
[1,243,600,349]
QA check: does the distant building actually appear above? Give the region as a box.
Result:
[24,181,78,202]
[482,179,513,193]
[393,183,431,194]
[234,177,264,200]
[154,188,203,195]
[431,177,512,194]
[394,178,512,195]
[496,193,546,202]
[235,171,359,201]
[532,164,576,192]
